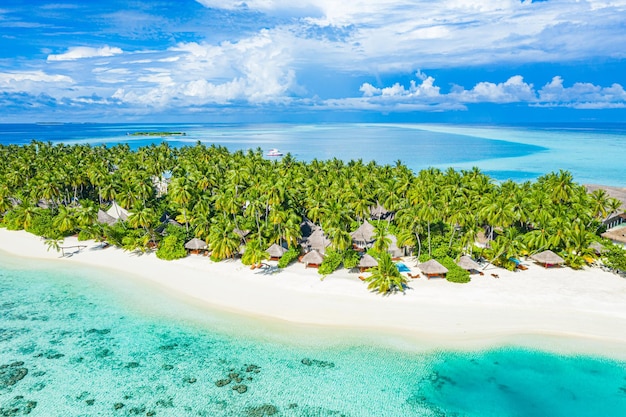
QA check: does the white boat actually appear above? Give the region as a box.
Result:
[266,148,283,157]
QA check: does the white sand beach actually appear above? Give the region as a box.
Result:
[1,228,626,357]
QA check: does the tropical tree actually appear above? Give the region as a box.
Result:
[364,252,407,294]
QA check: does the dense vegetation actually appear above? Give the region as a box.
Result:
[0,140,624,286]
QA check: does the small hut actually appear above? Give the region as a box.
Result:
[267,243,288,260]
[185,238,207,255]
[350,220,375,249]
[304,228,331,254]
[456,255,481,274]
[301,250,324,268]
[418,259,448,279]
[358,254,378,272]
[531,250,565,268]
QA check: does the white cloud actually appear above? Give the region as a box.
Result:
[109,30,297,108]
[0,70,74,89]
[344,72,626,111]
[47,46,123,61]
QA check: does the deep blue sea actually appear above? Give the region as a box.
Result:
[1,252,625,416]
[1,122,625,186]
[2,122,626,416]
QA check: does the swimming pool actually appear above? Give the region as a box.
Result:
[396,262,411,272]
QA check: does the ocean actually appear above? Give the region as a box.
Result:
[0,122,624,186]
[1,122,626,416]
[1,252,625,417]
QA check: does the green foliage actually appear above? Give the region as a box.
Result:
[418,252,431,263]
[603,244,626,273]
[318,248,342,276]
[156,235,187,260]
[241,239,269,266]
[563,252,587,270]
[440,257,471,283]
[342,249,360,269]
[277,247,300,268]
[1,209,25,230]
[26,210,64,239]
[364,252,408,294]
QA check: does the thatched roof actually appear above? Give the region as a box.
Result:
[370,202,393,220]
[305,228,331,253]
[419,259,448,275]
[97,209,117,226]
[106,201,129,221]
[350,220,375,243]
[601,228,626,244]
[185,238,207,250]
[531,250,565,265]
[267,243,288,258]
[456,255,481,271]
[301,250,324,265]
[358,254,379,269]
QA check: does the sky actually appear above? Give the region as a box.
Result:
[1,0,626,123]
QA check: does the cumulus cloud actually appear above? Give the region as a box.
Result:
[47,46,123,61]
[110,30,297,108]
[346,72,626,111]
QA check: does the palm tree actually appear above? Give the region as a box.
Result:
[241,239,270,268]
[364,252,407,294]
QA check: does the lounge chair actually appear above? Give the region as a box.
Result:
[491,273,499,278]
[358,276,366,281]
[407,273,420,279]
[517,264,528,270]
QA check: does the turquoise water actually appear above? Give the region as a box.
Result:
[1,252,626,416]
[1,122,625,185]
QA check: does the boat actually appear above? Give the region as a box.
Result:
[266,148,283,157]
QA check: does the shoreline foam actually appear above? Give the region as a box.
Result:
[1,228,626,358]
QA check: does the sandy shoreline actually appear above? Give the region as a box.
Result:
[1,228,626,358]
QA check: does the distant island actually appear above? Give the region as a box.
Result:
[128,132,186,136]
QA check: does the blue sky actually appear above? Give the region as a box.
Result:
[1,0,625,123]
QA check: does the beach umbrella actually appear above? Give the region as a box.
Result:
[456,255,481,272]
[358,254,379,269]
[106,201,129,221]
[418,259,448,277]
[267,243,288,258]
[301,250,324,266]
[531,250,565,266]
[184,238,207,251]
[97,209,117,226]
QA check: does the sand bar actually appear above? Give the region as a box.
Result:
[1,228,626,358]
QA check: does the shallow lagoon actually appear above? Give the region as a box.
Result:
[1,253,625,417]
[2,122,625,185]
